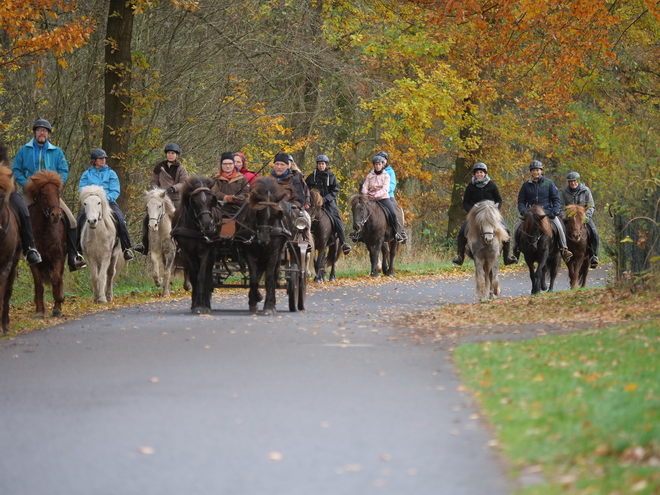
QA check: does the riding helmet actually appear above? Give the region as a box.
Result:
[376,151,389,160]
[287,154,295,164]
[90,148,108,160]
[32,119,52,132]
[529,160,544,170]
[164,143,181,154]
[473,162,488,173]
[566,171,580,181]
[372,155,386,164]
[316,154,330,164]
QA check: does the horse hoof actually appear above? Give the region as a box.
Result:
[328,276,335,282]
[262,307,275,316]
[34,314,45,320]
[249,304,258,314]
[53,311,63,318]
[192,306,211,314]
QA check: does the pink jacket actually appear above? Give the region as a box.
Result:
[361,171,390,200]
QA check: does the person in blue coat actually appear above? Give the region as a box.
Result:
[12,118,85,271]
[77,149,134,260]
[512,160,572,263]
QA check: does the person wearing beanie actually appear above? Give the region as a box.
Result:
[211,151,248,217]
[271,153,305,210]
[305,154,351,255]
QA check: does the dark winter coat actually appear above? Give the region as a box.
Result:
[151,160,189,203]
[560,183,595,220]
[272,170,304,209]
[306,168,340,207]
[517,176,562,216]
[462,179,503,212]
[210,170,249,216]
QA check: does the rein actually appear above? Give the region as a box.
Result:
[353,202,372,234]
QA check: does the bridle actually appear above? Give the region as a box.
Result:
[189,186,215,231]
[353,201,372,235]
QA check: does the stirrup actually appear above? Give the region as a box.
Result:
[134,243,147,255]
[561,248,573,262]
[504,255,518,266]
[341,243,352,255]
[590,256,599,268]
[26,248,42,265]
[123,249,135,261]
[452,255,464,266]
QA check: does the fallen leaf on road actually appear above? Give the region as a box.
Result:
[268,452,283,461]
[138,446,155,455]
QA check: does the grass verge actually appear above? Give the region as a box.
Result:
[454,319,660,494]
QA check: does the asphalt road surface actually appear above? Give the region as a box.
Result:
[0,266,610,495]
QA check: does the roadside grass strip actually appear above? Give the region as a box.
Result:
[454,320,660,494]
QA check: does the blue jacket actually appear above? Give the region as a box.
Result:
[12,138,69,188]
[517,176,561,216]
[385,165,396,198]
[79,165,120,203]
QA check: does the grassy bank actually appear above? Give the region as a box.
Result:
[454,320,660,494]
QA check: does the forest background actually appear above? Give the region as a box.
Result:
[1,0,659,250]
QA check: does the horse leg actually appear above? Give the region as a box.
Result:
[105,254,119,303]
[369,243,381,277]
[547,253,560,293]
[200,247,214,313]
[491,261,501,298]
[474,258,487,301]
[386,239,398,276]
[51,261,65,317]
[579,258,589,288]
[381,242,391,276]
[314,242,326,284]
[30,266,46,318]
[328,241,338,282]
[151,250,162,287]
[162,248,176,297]
[263,250,281,315]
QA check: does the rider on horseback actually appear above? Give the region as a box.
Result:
[376,150,408,241]
[77,148,134,261]
[11,118,86,270]
[453,162,518,266]
[560,171,599,269]
[135,142,189,256]
[305,154,352,255]
[513,160,573,263]
[359,155,405,243]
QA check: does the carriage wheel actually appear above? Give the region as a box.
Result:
[288,263,299,312]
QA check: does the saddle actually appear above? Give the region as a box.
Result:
[376,201,395,224]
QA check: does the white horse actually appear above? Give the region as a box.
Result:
[465,200,509,302]
[79,186,121,303]
[143,188,176,296]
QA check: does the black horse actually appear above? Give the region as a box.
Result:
[518,204,561,295]
[171,176,219,313]
[236,177,293,315]
[309,189,340,283]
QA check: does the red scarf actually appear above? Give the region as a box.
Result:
[221,169,236,180]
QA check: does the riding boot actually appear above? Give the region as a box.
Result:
[134,216,150,255]
[110,207,134,261]
[588,222,600,268]
[502,240,518,265]
[398,223,408,243]
[336,227,352,255]
[453,231,467,266]
[61,214,86,271]
[9,193,41,265]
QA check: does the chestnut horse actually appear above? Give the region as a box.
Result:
[519,205,561,295]
[309,189,340,283]
[0,145,21,334]
[25,171,67,317]
[350,194,399,277]
[465,200,509,301]
[171,176,219,314]
[564,204,590,289]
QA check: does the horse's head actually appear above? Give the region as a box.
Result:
[350,194,371,235]
[80,185,108,231]
[247,177,289,245]
[563,205,587,242]
[145,188,174,232]
[188,186,217,236]
[25,170,63,224]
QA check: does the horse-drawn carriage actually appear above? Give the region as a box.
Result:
[170,176,309,315]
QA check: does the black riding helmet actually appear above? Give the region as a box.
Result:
[164,143,181,154]
[376,151,389,160]
[566,171,580,181]
[33,119,52,132]
[316,154,329,164]
[529,160,544,171]
[473,162,488,173]
[372,155,386,164]
[90,148,108,160]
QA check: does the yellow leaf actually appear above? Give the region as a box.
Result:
[624,383,638,392]
[533,374,544,382]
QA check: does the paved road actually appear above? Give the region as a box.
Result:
[0,266,609,495]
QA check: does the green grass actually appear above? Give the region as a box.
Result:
[454,320,660,494]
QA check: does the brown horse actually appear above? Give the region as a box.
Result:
[519,204,561,295]
[0,144,22,334]
[309,189,340,283]
[564,204,590,288]
[25,171,67,318]
[350,194,400,277]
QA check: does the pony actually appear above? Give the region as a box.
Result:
[79,185,122,303]
[171,176,219,314]
[465,200,509,301]
[0,144,21,334]
[236,177,292,315]
[309,188,340,283]
[350,194,400,277]
[25,170,66,317]
[564,204,590,289]
[143,188,177,296]
[518,204,561,295]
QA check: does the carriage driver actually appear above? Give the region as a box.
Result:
[560,171,599,268]
[453,162,518,266]
[211,151,248,216]
[135,143,189,255]
[77,148,134,261]
[271,152,307,214]
[11,118,86,270]
[305,154,352,255]
[360,155,404,243]
[512,160,573,263]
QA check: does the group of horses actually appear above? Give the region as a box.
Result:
[0,143,594,333]
[464,200,594,301]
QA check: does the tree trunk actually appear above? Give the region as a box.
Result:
[446,119,478,237]
[102,0,133,211]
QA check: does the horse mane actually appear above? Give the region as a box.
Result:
[310,188,323,208]
[349,194,368,208]
[248,176,285,209]
[564,204,587,223]
[0,166,15,203]
[144,187,176,217]
[80,185,115,231]
[180,176,214,201]
[466,200,509,243]
[24,170,62,197]
[524,204,552,237]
